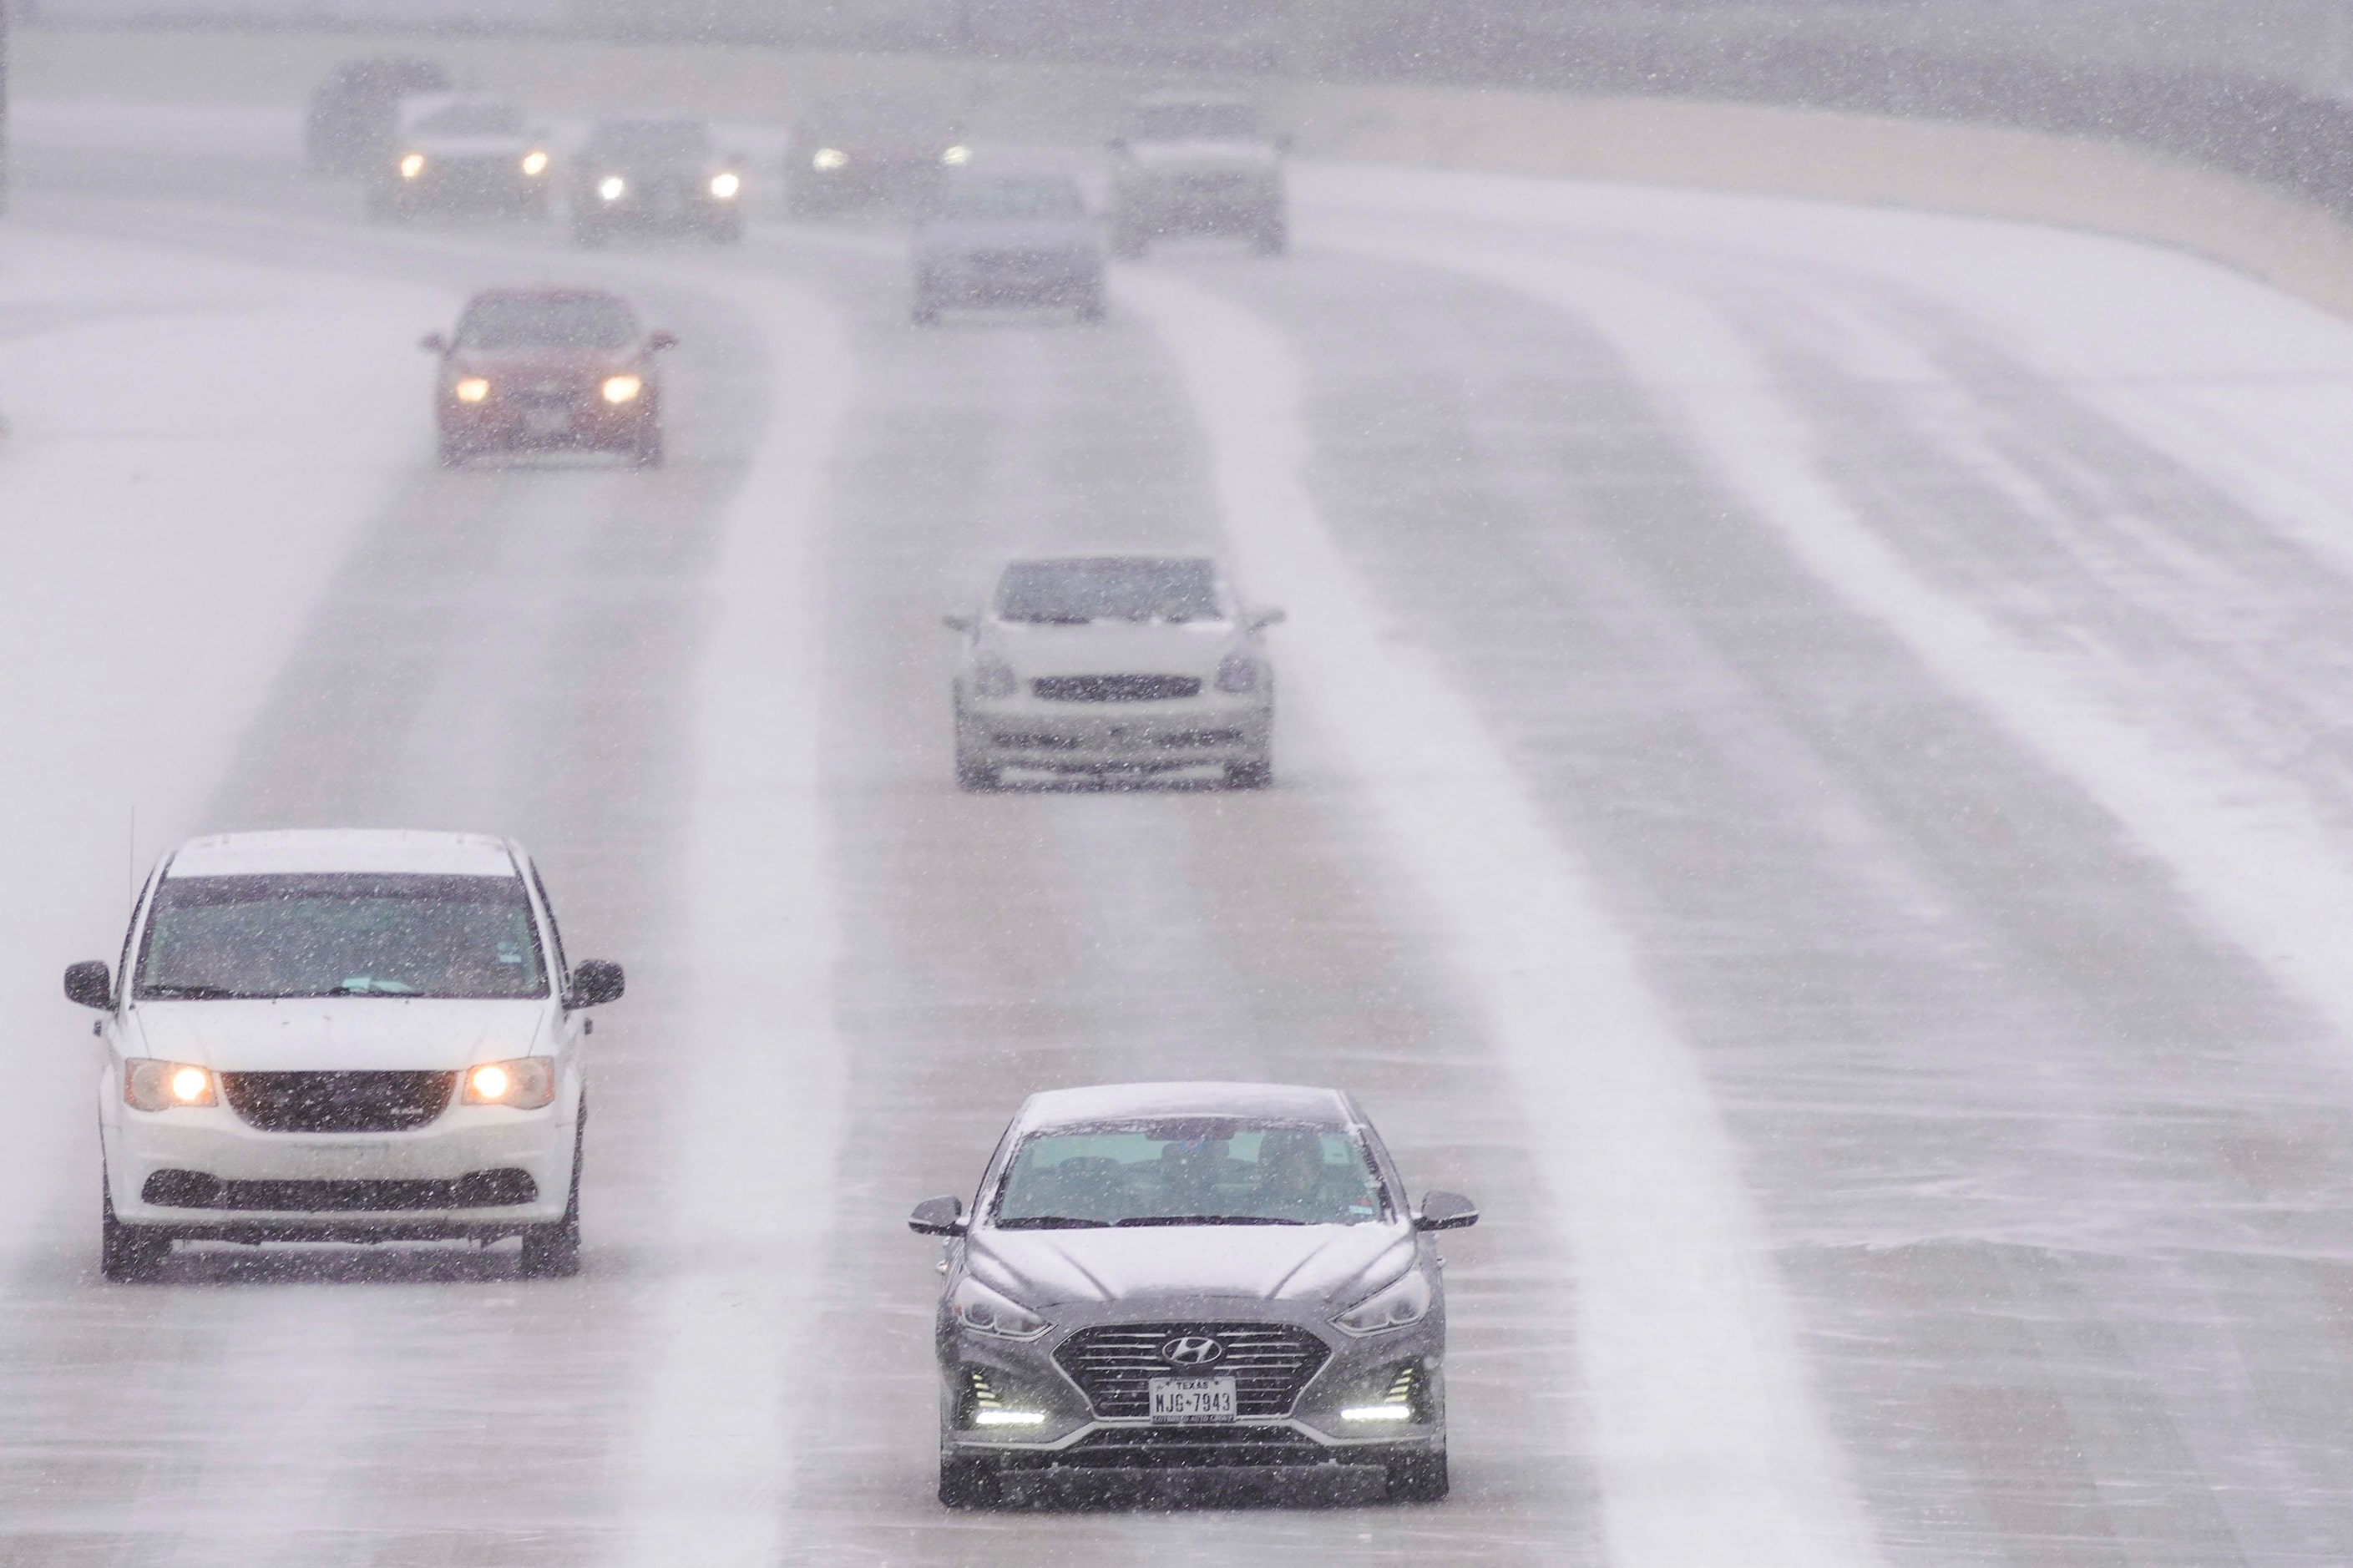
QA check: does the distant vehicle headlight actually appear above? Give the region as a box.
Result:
[125,1060,217,1111]
[462,1057,556,1109]
[1214,652,1262,693]
[708,170,741,200]
[597,175,626,202]
[1333,1269,1431,1336]
[601,374,643,404]
[812,147,848,171]
[521,149,550,177]
[453,377,491,403]
[398,152,426,180]
[973,655,1018,699]
[949,1275,1050,1340]
[941,144,971,166]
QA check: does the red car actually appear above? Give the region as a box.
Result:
[422,288,675,468]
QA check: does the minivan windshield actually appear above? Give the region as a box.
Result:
[995,558,1222,624]
[134,873,548,1000]
[994,1119,1388,1227]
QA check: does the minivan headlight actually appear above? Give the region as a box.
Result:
[463,1057,556,1109]
[1333,1269,1430,1336]
[125,1060,215,1111]
[973,655,1018,699]
[949,1275,1050,1339]
[1214,652,1262,693]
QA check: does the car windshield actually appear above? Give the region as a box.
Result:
[995,558,1222,623]
[412,100,523,136]
[808,98,951,142]
[457,296,637,350]
[1127,102,1259,140]
[590,119,710,160]
[134,873,548,1000]
[936,179,1085,220]
[995,1120,1388,1227]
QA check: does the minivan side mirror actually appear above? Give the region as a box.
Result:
[419,331,448,353]
[63,960,113,1010]
[567,959,625,1009]
[908,1195,966,1235]
[1414,1190,1479,1231]
[943,612,974,632]
[1246,606,1287,631]
[647,330,679,352]
[1108,135,1128,154]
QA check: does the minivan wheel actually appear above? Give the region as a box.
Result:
[939,1454,1003,1508]
[519,1120,584,1279]
[101,1181,169,1283]
[1384,1446,1448,1502]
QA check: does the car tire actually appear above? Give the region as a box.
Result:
[939,1454,1002,1508]
[519,1116,584,1279]
[1111,222,1148,259]
[913,294,942,327]
[101,1180,169,1283]
[1225,756,1273,790]
[1075,291,1106,323]
[437,434,469,469]
[632,429,665,469]
[1384,1445,1448,1503]
[1252,215,1288,256]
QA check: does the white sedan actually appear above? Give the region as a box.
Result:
[947,555,1283,790]
[68,829,622,1281]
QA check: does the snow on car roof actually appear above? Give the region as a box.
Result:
[164,830,519,880]
[1019,1082,1355,1130]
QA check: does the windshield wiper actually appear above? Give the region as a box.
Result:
[996,1216,1111,1229]
[138,983,241,999]
[1111,1215,1307,1227]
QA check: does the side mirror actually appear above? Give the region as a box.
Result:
[419,332,448,353]
[909,1195,966,1235]
[647,330,678,352]
[63,960,113,1010]
[1414,1190,1479,1232]
[943,612,974,632]
[567,959,625,1009]
[1275,133,1293,153]
[1246,606,1287,631]
[1107,136,1127,154]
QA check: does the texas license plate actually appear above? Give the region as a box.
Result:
[1148,1376,1237,1424]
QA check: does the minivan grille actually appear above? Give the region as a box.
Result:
[220,1071,455,1133]
[1031,675,1201,702]
[1055,1323,1330,1419]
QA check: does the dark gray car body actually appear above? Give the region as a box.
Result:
[915,1082,1471,1505]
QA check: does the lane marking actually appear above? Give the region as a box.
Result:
[611,270,853,1567]
[1116,268,1881,1568]
[1343,231,2353,1066]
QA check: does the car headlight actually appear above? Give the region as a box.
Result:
[973,654,1018,699]
[453,377,490,403]
[1214,652,1262,693]
[125,1060,215,1112]
[1333,1269,1431,1336]
[521,149,550,177]
[949,1275,1050,1339]
[598,175,626,202]
[941,144,971,166]
[398,152,425,180]
[601,374,643,404]
[709,170,741,200]
[812,147,848,171]
[462,1057,556,1109]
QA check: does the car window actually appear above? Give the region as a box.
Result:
[133,873,549,1000]
[995,558,1222,623]
[994,1119,1388,1227]
[806,98,952,142]
[1126,103,1260,140]
[412,100,523,137]
[457,296,638,350]
[935,179,1086,220]
[590,119,711,160]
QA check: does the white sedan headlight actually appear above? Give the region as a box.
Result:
[949,1275,1050,1339]
[973,654,1017,699]
[1333,1269,1431,1335]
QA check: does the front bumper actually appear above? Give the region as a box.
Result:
[390,162,547,212]
[441,394,655,452]
[958,694,1269,771]
[918,254,1102,308]
[1119,180,1283,233]
[580,188,739,232]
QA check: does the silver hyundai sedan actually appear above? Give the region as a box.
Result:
[909,1082,1478,1505]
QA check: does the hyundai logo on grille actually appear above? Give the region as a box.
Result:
[1161,1335,1225,1366]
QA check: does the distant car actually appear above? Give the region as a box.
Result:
[305,58,448,178]
[785,94,968,215]
[570,116,745,246]
[945,555,1281,789]
[910,1081,1476,1505]
[367,94,554,223]
[913,175,1104,326]
[423,288,675,468]
[69,829,625,1282]
[1109,91,1286,256]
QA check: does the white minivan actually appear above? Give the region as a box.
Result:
[67,830,622,1281]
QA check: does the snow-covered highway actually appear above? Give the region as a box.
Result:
[8,87,2353,1566]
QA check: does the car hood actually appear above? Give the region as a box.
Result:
[918,218,1100,252]
[126,998,551,1072]
[1129,140,1281,175]
[449,345,640,377]
[982,619,1243,678]
[591,156,721,180]
[407,134,534,159]
[969,1222,1414,1309]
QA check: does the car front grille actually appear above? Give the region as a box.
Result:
[141,1168,536,1211]
[1046,1426,1331,1469]
[1031,675,1202,702]
[220,1071,455,1133]
[1055,1323,1331,1419]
